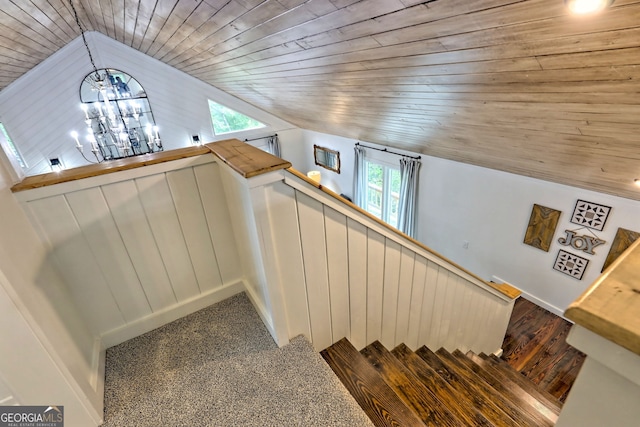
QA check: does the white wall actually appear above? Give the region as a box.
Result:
[272,172,514,353]
[0,32,295,177]
[15,156,244,348]
[0,150,101,420]
[283,129,640,317]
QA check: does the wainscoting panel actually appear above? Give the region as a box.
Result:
[279,172,516,354]
[22,159,243,345]
[27,194,125,334]
[101,180,178,312]
[324,206,350,345]
[65,187,153,323]
[167,167,223,293]
[295,191,333,352]
[347,218,368,351]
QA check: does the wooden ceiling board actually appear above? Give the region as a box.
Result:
[2,0,640,201]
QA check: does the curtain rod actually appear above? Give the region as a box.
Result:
[243,134,277,142]
[355,142,421,160]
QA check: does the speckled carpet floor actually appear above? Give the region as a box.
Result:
[102,292,373,426]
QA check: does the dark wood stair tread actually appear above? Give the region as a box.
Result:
[320,338,425,427]
[421,346,542,427]
[482,352,562,413]
[392,343,519,427]
[361,341,468,427]
[450,349,555,427]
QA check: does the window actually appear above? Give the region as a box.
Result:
[0,122,26,168]
[365,159,401,228]
[207,100,266,135]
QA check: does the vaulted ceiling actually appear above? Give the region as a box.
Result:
[2,0,640,200]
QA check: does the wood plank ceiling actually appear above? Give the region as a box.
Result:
[2,0,640,200]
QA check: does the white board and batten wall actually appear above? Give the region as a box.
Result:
[282,129,640,318]
[14,154,243,348]
[0,155,102,424]
[0,31,294,177]
[256,171,515,354]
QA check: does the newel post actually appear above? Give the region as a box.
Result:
[206,140,292,347]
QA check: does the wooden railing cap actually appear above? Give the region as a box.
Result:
[565,238,640,357]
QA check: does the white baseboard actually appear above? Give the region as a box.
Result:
[518,290,569,321]
[101,281,245,348]
[491,275,569,320]
[242,282,288,347]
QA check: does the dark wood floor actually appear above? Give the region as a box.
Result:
[501,297,586,403]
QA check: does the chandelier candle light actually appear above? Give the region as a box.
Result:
[68,0,162,164]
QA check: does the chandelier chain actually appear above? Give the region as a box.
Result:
[68,0,99,77]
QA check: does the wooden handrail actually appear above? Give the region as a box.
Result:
[565,238,640,356]
[10,138,518,302]
[11,146,211,192]
[10,139,292,192]
[286,167,521,300]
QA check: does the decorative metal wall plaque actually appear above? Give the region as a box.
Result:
[523,204,561,252]
[557,229,606,255]
[553,250,589,280]
[602,227,640,272]
[570,200,611,231]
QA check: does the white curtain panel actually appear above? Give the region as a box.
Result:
[267,135,281,158]
[397,157,421,238]
[353,145,367,208]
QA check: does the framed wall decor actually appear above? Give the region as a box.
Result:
[570,199,611,231]
[523,204,561,252]
[602,227,640,272]
[313,145,341,173]
[553,249,589,280]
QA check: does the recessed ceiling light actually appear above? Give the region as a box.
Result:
[565,0,614,15]
[634,179,640,187]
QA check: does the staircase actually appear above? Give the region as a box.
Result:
[321,338,562,427]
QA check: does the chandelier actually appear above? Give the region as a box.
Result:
[68,0,162,163]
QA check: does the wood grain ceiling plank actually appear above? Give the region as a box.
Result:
[331,0,523,48]
[202,56,543,83]
[206,63,640,87]
[108,0,126,42]
[130,0,158,50]
[240,89,640,105]
[29,0,78,41]
[50,0,87,33]
[209,15,640,80]
[203,0,337,57]
[208,26,639,84]
[122,0,139,45]
[538,46,640,70]
[145,0,217,57]
[161,0,260,64]
[95,0,116,38]
[3,1,69,46]
[146,0,198,56]
[81,0,109,36]
[203,0,290,53]
[0,9,63,54]
[165,0,281,66]
[177,0,407,72]
[137,0,179,53]
[0,34,51,62]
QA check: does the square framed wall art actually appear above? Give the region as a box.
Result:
[570,200,611,231]
[553,249,589,280]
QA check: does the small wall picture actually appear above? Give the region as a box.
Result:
[523,204,561,252]
[602,227,640,272]
[553,249,589,280]
[570,199,611,231]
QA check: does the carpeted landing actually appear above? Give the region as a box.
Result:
[102,292,373,426]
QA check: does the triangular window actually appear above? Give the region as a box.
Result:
[208,100,266,135]
[0,123,26,168]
